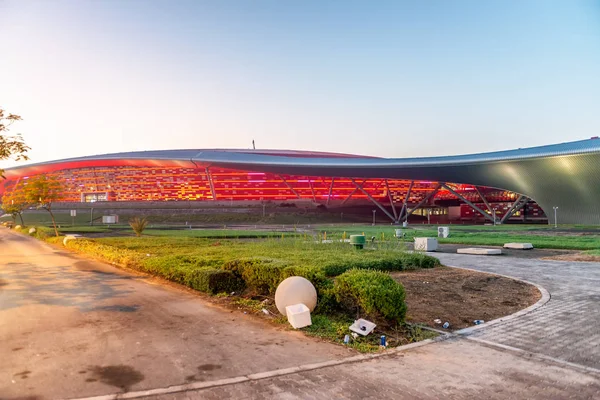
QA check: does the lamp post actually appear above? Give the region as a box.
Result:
[553,206,558,228]
[492,207,497,226]
[372,209,376,226]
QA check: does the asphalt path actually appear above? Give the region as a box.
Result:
[0,229,348,399]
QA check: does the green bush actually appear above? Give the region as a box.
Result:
[322,252,438,276]
[179,268,244,295]
[400,252,440,269]
[64,239,144,268]
[223,258,289,294]
[334,269,407,322]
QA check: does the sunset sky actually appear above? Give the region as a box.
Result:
[1,0,599,169]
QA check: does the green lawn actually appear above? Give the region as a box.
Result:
[142,229,297,239]
[317,224,600,250]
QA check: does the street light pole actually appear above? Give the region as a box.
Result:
[372,210,376,226]
[553,206,558,228]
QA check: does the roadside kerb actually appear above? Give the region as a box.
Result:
[65,337,446,400]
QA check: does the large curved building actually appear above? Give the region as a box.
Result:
[2,138,600,224]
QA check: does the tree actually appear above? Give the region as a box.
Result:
[0,107,30,179]
[23,175,64,236]
[1,183,28,226]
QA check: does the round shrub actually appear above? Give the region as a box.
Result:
[333,269,407,323]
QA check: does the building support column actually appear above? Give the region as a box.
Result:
[443,184,495,223]
[474,186,493,213]
[205,167,217,201]
[398,180,414,222]
[326,178,335,205]
[341,179,366,205]
[278,175,301,199]
[500,195,529,224]
[384,180,398,221]
[350,179,395,222]
[406,183,442,218]
[308,179,317,203]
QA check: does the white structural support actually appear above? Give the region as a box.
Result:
[308,179,317,202]
[205,167,217,200]
[500,195,529,224]
[341,179,366,205]
[326,178,335,205]
[350,179,396,222]
[384,179,398,221]
[442,184,495,223]
[474,186,493,213]
[406,183,443,218]
[398,180,414,222]
[278,175,301,199]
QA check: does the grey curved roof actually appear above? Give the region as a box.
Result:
[6,138,600,224]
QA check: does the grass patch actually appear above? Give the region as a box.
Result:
[303,314,437,353]
[143,229,297,239]
[319,225,600,250]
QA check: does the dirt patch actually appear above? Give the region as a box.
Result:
[541,253,600,262]
[392,266,541,330]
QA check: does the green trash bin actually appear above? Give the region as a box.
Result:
[349,235,366,249]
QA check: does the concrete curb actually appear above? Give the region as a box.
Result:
[65,336,447,400]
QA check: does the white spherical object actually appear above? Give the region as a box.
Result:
[275,276,317,315]
[29,228,37,235]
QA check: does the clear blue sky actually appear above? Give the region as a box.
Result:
[1,0,599,168]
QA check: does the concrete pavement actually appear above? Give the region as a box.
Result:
[0,230,349,399]
[434,252,600,370]
[2,229,600,399]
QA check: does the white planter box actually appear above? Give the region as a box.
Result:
[414,237,438,252]
[503,243,534,250]
[457,248,502,255]
[286,303,312,329]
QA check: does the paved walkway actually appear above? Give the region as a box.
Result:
[0,230,349,399]
[2,229,600,399]
[434,253,600,370]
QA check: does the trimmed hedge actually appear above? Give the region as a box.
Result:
[177,268,244,295]
[322,252,439,276]
[333,269,407,323]
[64,238,144,268]
[223,258,289,294]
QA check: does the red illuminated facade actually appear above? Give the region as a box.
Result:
[1,159,546,223]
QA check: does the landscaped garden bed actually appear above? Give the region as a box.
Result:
[18,226,542,351]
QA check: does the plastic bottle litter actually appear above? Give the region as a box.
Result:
[442,322,450,329]
[344,334,350,344]
[433,319,442,324]
[380,335,387,347]
[474,320,485,325]
[261,308,270,315]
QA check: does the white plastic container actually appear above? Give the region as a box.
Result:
[349,318,377,336]
[414,237,438,252]
[286,303,312,329]
[437,226,450,238]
